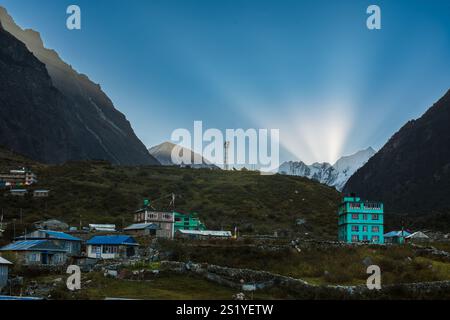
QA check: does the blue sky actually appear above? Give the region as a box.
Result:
[1,0,449,164]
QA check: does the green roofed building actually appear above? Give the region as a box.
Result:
[174,212,206,232]
[133,200,207,237]
[338,195,384,244]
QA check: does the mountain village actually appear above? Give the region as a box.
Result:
[0,165,448,300]
[0,2,449,302]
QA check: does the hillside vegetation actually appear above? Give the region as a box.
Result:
[0,147,36,172]
[159,240,450,286]
[0,147,341,239]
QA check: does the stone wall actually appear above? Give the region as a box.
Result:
[160,261,450,299]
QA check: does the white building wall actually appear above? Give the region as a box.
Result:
[87,245,119,259]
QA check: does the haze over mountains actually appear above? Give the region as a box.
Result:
[278,147,376,191]
[344,89,450,227]
[0,6,159,165]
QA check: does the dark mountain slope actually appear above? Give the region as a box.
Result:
[0,6,158,165]
[0,26,89,163]
[344,89,450,228]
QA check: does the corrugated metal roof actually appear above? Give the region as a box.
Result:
[89,224,116,231]
[124,223,159,231]
[406,231,429,239]
[384,230,412,237]
[87,235,138,246]
[177,230,232,237]
[0,240,67,252]
[1,240,46,251]
[17,230,81,241]
[0,256,13,265]
[89,224,116,228]
[0,296,42,300]
[43,230,81,241]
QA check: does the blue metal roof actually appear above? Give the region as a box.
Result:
[0,240,66,252]
[87,235,138,246]
[0,295,43,300]
[384,230,412,237]
[1,240,46,251]
[124,223,159,231]
[42,230,81,241]
[16,230,81,242]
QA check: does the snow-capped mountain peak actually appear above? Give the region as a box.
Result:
[278,147,376,191]
[148,141,218,169]
[331,147,376,190]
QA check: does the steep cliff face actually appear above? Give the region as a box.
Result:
[344,90,450,222]
[0,26,77,163]
[0,7,159,165]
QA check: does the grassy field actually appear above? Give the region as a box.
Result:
[79,273,242,300]
[29,272,287,300]
[0,147,36,172]
[20,243,450,300]
[158,240,450,286]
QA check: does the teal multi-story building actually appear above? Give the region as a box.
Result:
[174,212,206,232]
[338,195,384,244]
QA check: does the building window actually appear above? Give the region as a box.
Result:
[372,236,380,242]
[372,226,379,232]
[349,203,361,209]
[148,213,158,219]
[372,214,379,220]
[103,245,118,254]
[352,235,359,242]
[363,235,368,241]
[363,214,368,220]
[363,226,368,232]
[365,203,381,210]
[92,245,102,254]
[28,253,39,262]
[351,225,359,232]
[352,214,359,220]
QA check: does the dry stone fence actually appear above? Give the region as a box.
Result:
[160,260,450,299]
